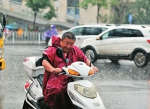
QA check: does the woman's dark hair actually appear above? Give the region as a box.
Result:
[62,32,76,41]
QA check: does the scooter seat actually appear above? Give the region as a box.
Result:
[36,57,43,67]
[37,97,51,109]
[37,74,44,87]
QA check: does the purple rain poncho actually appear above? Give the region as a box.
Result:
[42,25,58,40]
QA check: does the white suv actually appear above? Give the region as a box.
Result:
[81,25,150,67]
[57,24,114,47]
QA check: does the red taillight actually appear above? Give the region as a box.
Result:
[24,58,29,62]
[147,40,150,44]
[25,82,31,89]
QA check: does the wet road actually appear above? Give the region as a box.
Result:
[0,45,150,109]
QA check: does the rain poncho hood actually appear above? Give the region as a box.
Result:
[48,35,60,47]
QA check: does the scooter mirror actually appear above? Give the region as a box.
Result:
[56,47,64,60]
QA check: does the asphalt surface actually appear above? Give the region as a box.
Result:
[0,45,150,109]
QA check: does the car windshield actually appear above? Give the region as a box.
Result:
[70,27,84,35]
[70,27,108,36]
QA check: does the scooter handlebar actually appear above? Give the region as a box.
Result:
[59,71,66,75]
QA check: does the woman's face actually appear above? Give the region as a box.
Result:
[60,37,75,53]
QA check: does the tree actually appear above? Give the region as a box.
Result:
[79,0,118,23]
[129,0,150,24]
[111,0,130,24]
[26,0,56,29]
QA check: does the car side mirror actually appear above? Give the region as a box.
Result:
[100,37,102,40]
[96,36,101,40]
[96,37,99,40]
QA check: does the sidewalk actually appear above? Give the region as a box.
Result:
[4,40,45,46]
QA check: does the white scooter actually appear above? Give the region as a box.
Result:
[22,47,105,109]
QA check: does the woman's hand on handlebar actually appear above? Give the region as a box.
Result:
[91,65,98,73]
[53,68,62,74]
[92,66,98,73]
[86,58,98,73]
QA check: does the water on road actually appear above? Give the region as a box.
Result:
[0,45,150,109]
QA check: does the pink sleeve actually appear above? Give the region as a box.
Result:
[43,47,56,62]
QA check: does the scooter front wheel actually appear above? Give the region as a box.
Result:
[73,105,82,109]
[22,100,33,109]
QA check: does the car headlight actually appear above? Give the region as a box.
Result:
[68,68,80,76]
[74,84,97,98]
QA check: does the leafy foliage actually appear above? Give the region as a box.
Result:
[99,14,109,23]
[80,0,108,8]
[26,0,56,29]
[111,0,130,24]
[129,0,150,24]
[44,4,56,20]
[26,0,48,12]
[80,0,118,23]
[26,0,56,20]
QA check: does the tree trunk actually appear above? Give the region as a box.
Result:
[97,5,101,23]
[33,11,37,30]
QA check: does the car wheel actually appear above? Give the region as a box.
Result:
[22,100,33,109]
[110,59,118,63]
[133,51,149,67]
[84,46,97,63]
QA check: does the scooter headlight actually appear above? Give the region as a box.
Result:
[74,84,97,98]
